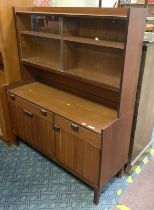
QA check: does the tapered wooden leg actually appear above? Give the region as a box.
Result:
[93,188,100,205]
[1,133,17,146]
[125,165,133,175]
[117,166,125,178]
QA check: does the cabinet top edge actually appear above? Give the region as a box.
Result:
[14,7,130,18]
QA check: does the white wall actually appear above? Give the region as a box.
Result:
[51,0,99,7]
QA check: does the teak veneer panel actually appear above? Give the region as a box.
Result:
[65,67,120,89]
[55,115,100,186]
[8,82,117,134]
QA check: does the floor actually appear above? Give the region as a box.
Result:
[0,135,154,210]
[113,156,154,210]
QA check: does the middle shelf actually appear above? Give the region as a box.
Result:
[20,35,123,90]
[20,30,124,49]
[20,31,61,40]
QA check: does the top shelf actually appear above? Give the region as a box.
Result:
[15,7,128,19]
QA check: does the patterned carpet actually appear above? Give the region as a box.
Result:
[0,133,153,210]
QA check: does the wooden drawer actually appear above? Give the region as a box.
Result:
[54,115,101,149]
[8,92,53,121]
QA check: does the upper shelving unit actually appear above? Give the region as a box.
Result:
[15,7,130,91]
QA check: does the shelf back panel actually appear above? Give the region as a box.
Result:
[63,17,127,43]
[63,42,123,89]
[20,36,61,71]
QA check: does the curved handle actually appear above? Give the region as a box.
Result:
[40,108,47,116]
[71,123,79,132]
[10,94,15,101]
[23,110,33,118]
[53,124,60,132]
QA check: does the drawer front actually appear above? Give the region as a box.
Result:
[54,115,101,186]
[8,92,52,121]
[54,115,101,149]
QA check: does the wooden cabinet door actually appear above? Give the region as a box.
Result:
[8,101,55,158]
[54,115,101,186]
[35,115,55,158]
[9,101,36,145]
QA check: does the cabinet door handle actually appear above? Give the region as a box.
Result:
[53,124,60,131]
[10,94,15,101]
[23,110,33,118]
[40,108,47,116]
[71,123,79,132]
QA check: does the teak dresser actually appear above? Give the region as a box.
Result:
[0,0,34,145]
[6,7,146,204]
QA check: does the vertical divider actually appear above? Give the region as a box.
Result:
[60,16,64,72]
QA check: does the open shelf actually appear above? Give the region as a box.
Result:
[20,35,60,71]
[63,17,126,45]
[22,57,60,71]
[63,42,123,89]
[20,31,61,40]
[17,13,60,34]
[65,67,120,89]
[63,36,124,49]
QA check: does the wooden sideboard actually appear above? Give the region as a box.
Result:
[0,0,34,144]
[6,7,146,204]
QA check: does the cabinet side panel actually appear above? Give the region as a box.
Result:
[100,110,133,188]
[0,85,16,144]
[119,8,147,115]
